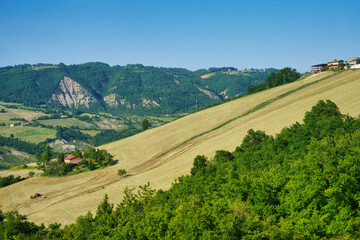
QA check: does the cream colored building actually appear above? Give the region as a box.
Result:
[349,57,359,65]
[327,59,344,69]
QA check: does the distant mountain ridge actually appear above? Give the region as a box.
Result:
[0,63,278,115]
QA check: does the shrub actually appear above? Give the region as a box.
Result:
[28,171,35,178]
[118,168,127,176]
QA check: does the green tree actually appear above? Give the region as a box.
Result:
[36,145,52,171]
[28,171,35,178]
[247,67,300,94]
[304,100,343,139]
[96,194,114,217]
[142,119,151,131]
[213,150,234,164]
[118,168,127,176]
[88,161,96,171]
[57,152,65,164]
[190,155,208,175]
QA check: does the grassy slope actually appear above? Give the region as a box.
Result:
[0,126,56,144]
[0,147,37,170]
[0,163,41,178]
[0,70,360,226]
[0,104,47,123]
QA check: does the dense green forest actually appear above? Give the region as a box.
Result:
[0,63,277,115]
[2,100,360,239]
[247,67,301,94]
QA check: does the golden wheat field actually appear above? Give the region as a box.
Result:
[0,103,48,122]
[0,70,360,226]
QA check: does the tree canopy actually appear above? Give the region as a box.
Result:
[247,67,301,94]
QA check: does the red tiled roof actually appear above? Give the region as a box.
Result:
[65,155,82,161]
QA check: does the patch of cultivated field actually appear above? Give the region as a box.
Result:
[0,126,56,143]
[0,104,48,122]
[0,168,42,178]
[200,72,216,79]
[1,70,360,226]
[38,118,93,129]
[80,130,101,136]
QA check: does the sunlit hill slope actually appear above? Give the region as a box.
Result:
[0,69,360,225]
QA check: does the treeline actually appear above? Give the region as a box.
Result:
[55,126,90,142]
[3,100,360,238]
[208,67,237,72]
[0,175,25,188]
[198,68,278,97]
[247,67,301,94]
[55,126,140,146]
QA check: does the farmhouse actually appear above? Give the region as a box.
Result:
[64,154,83,164]
[349,57,359,65]
[349,57,360,69]
[327,59,344,70]
[311,63,327,74]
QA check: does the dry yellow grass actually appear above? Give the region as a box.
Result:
[0,70,360,226]
[200,73,215,79]
[0,104,47,121]
[0,169,42,178]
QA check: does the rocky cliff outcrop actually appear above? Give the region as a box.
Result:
[50,76,97,108]
[197,87,220,100]
[103,94,160,109]
[103,93,126,107]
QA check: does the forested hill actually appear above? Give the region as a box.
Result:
[0,63,277,115]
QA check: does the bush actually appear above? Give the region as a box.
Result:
[142,119,151,131]
[118,168,127,176]
[28,171,35,178]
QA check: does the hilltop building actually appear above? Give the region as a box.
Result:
[311,56,360,74]
[349,57,360,69]
[327,59,344,70]
[311,63,327,74]
[349,57,358,65]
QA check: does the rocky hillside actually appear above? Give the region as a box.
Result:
[0,63,278,115]
[50,76,97,108]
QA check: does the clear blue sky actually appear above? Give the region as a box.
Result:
[1,0,359,72]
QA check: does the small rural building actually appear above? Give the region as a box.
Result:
[311,63,327,74]
[64,154,83,164]
[349,57,359,65]
[327,59,344,69]
[21,122,31,126]
[348,57,360,69]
